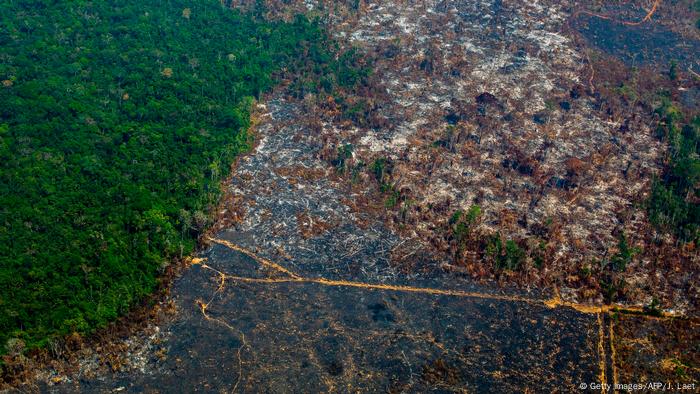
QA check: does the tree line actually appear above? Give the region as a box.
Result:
[0,0,368,355]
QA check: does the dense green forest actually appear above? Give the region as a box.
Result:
[0,0,364,354]
[648,99,700,242]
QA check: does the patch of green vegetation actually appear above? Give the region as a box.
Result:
[289,47,372,99]
[371,157,388,183]
[372,158,397,201]
[341,99,372,126]
[671,359,690,378]
[366,156,401,209]
[599,277,627,304]
[643,298,663,317]
[449,205,481,245]
[647,98,699,242]
[544,99,556,111]
[332,143,353,172]
[668,61,678,81]
[596,233,639,302]
[465,205,481,224]
[579,264,593,278]
[384,188,400,208]
[486,234,525,271]
[614,83,638,103]
[0,0,363,354]
[608,233,641,272]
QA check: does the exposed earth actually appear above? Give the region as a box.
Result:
[7,0,699,392]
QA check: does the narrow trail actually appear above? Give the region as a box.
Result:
[186,237,676,393]
[203,237,668,319]
[574,0,661,27]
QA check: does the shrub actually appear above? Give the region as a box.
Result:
[384,189,400,208]
[371,157,388,183]
[608,233,640,272]
[332,143,353,172]
[449,205,481,246]
[487,235,525,271]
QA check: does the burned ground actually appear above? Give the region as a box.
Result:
[268,0,698,310]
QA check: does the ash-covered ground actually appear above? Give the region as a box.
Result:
[311,0,697,311]
[14,0,700,392]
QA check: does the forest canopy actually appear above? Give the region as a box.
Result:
[0,0,364,354]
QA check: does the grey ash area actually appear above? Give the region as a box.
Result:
[218,99,403,282]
